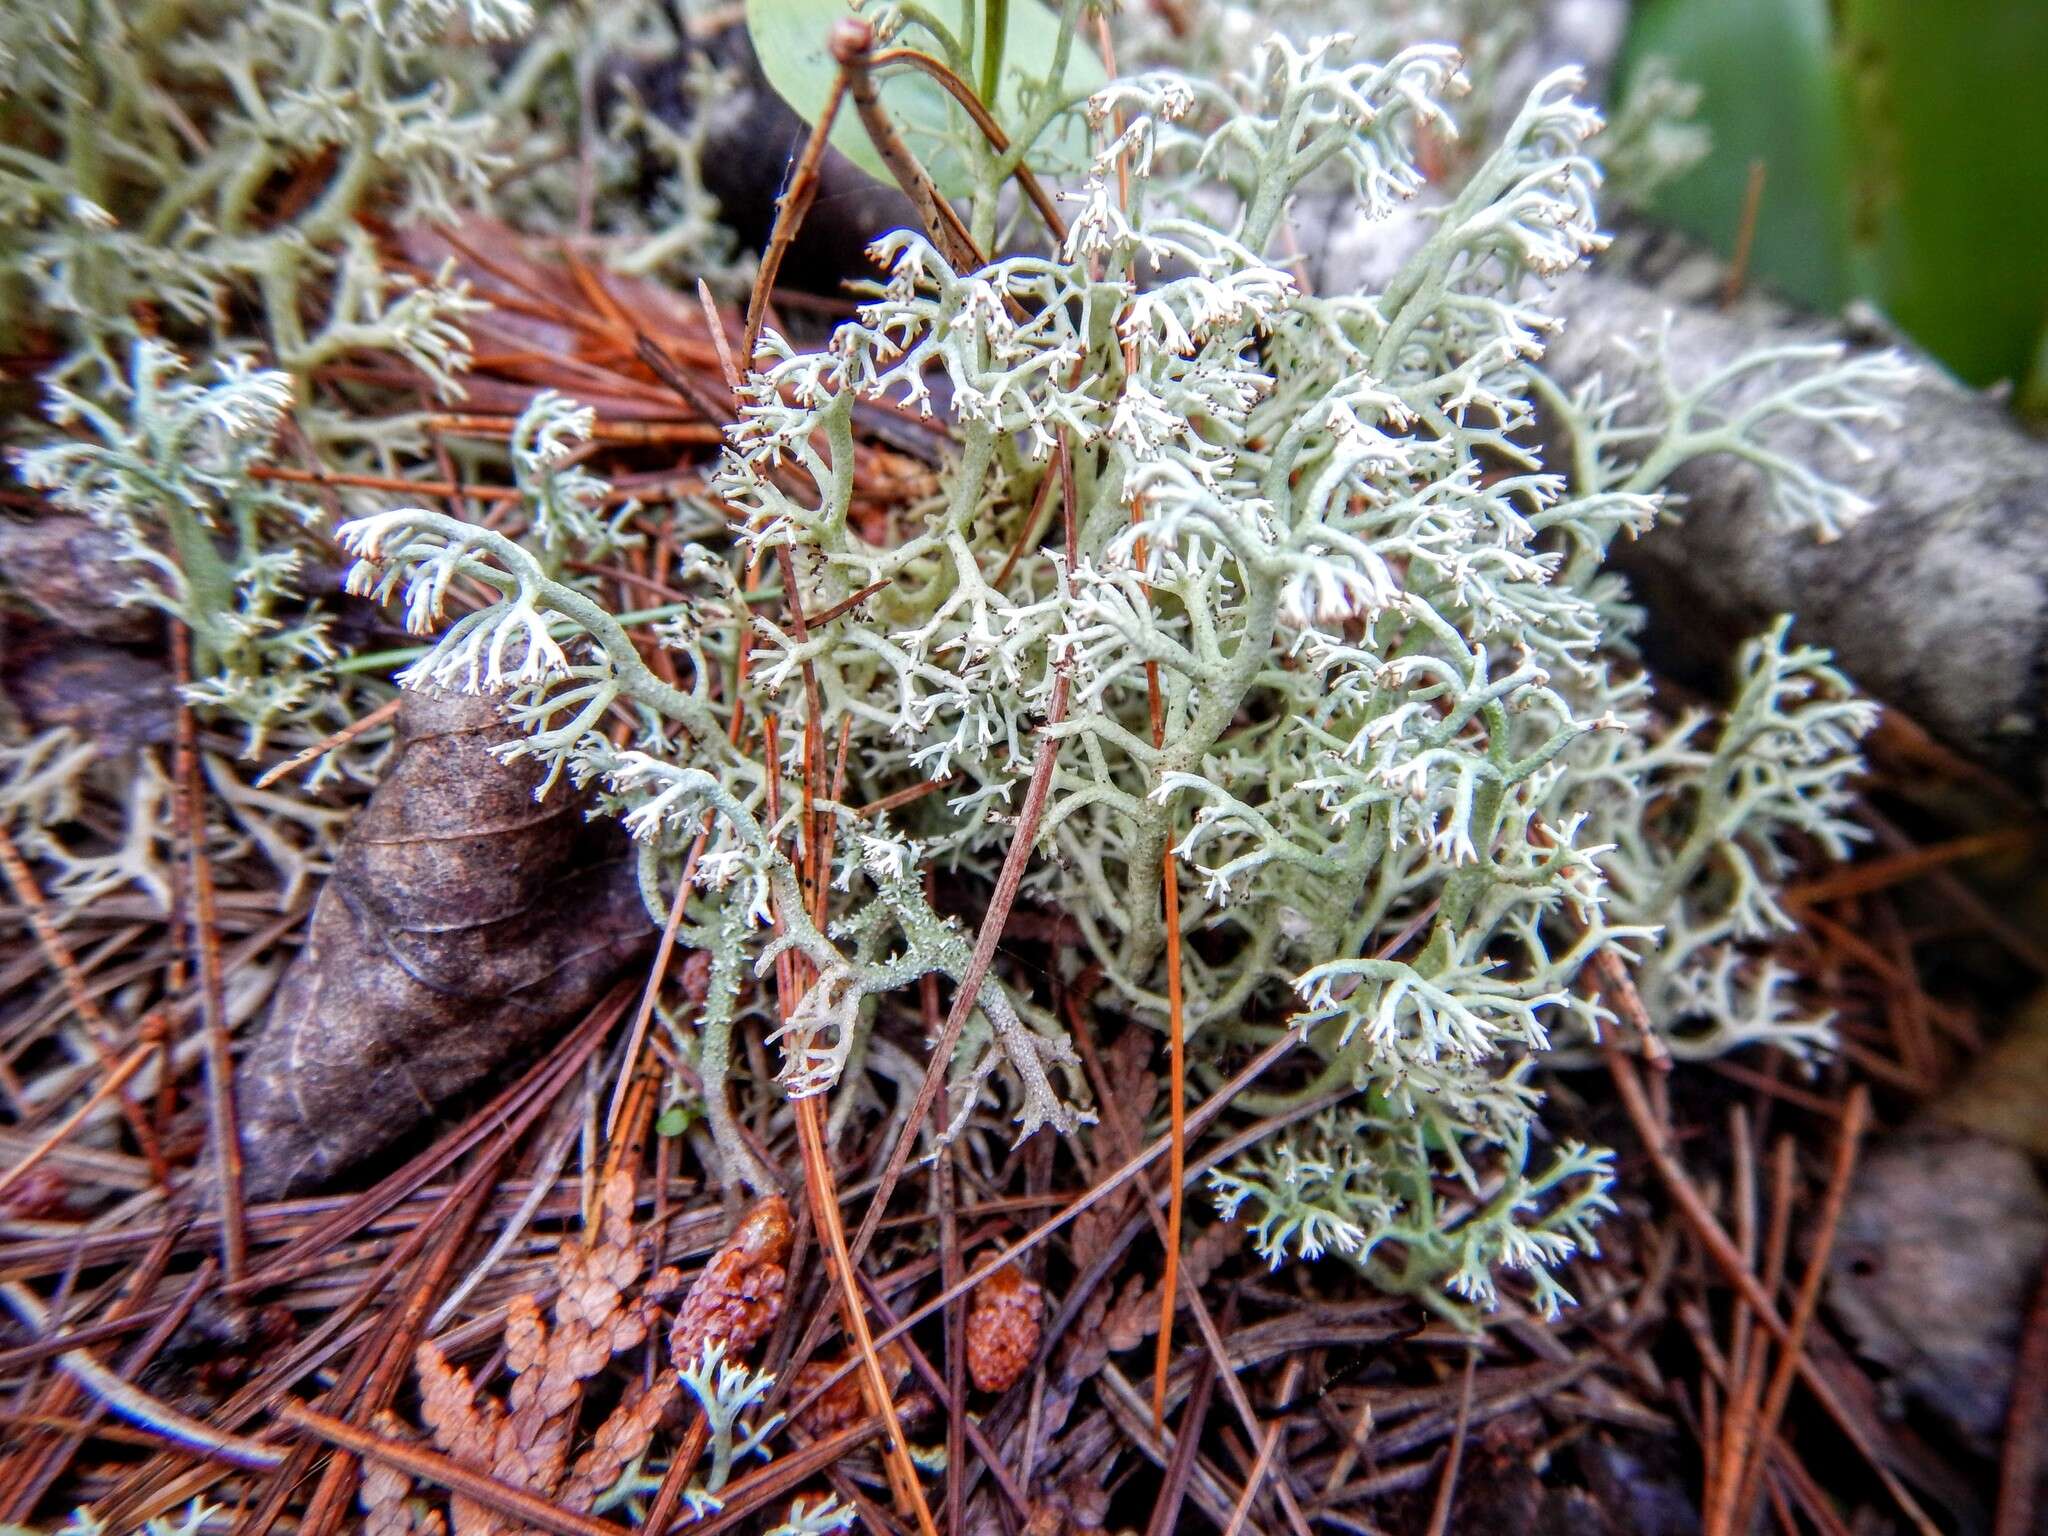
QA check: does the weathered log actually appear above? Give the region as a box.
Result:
[1541,229,2048,804]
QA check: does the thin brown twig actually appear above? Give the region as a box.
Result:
[696,278,742,392]
[806,426,1082,1385]
[832,18,984,273]
[252,695,402,789]
[821,1028,1305,1406]
[248,463,702,505]
[424,413,722,444]
[1601,1029,1939,1536]
[1147,1339,1222,1536]
[758,654,934,1534]
[1783,827,2023,906]
[852,1268,1032,1518]
[1705,1105,1761,1536]
[853,772,961,820]
[867,46,1069,242]
[1,1282,283,1471]
[1733,1086,1871,1530]
[810,575,896,628]
[290,1144,511,1536]
[0,827,165,1175]
[743,69,851,363]
[1720,159,1768,308]
[673,1419,885,1536]
[926,966,969,1536]
[603,871,694,1139]
[840,662,1072,1288]
[172,622,247,1286]
[0,1041,156,1205]
[795,1088,938,1533]
[1423,1351,1479,1536]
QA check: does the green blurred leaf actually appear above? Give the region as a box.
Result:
[744,0,1104,199]
[655,1104,693,1137]
[1619,0,1853,310]
[1839,0,2048,389]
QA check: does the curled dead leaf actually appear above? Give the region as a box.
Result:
[234,688,652,1197]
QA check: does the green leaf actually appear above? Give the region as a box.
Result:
[1619,0,1853,310]
[655,1104,694,1137]
[1837,0,2048,390]
[744,0,1105,199]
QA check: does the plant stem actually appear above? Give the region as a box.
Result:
[979,0,1009,109]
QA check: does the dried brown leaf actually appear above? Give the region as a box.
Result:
[235,688,653,1197]
[561,1370,681,1510]
[1098,1275,1154,1356]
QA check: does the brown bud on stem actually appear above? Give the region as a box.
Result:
[965,1259,1044,1394]
[671,1194,795,1365]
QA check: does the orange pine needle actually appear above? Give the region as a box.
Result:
[793,1094,938,1536]
[1087,12,1186,1437]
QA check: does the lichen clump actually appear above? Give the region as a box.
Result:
[342,18,1901,1323]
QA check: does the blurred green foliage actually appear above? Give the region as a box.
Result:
[1621,0,2048,410]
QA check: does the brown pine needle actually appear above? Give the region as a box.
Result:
[1083,17,1188,1428]
[1,1283,283,1472]
[603,860,695,1139]
[1732,1086,1871,1529]
[424,413,721,445]
[1424,1350,1480,1536]
[833,18,983,273]
[0,826,164,1173]
[743,69,850,363]
[278,1401,622,1536]
[866,46,1068,242]
[173,623,247,1286]
[793,1093,938,1536]
[1601,1030,1940,1536]
[696,277,742,393]
[1151,838,1186,1433]
[1783,826,2022,906]
[253,695,402,789]
[0,1040,156,1204]
[853,771,960,820]
[1721,159,1768,308]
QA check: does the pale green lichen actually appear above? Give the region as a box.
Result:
[0,0,1905,1327]
[341,20,1903,1323]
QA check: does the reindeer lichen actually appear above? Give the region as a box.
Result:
[340,13,1903,1323]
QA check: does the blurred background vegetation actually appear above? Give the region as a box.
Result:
[1618,0,2048,418]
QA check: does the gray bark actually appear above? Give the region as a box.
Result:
[1541,229,2048,804]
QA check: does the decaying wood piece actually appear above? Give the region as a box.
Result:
[235,689,652,1197]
